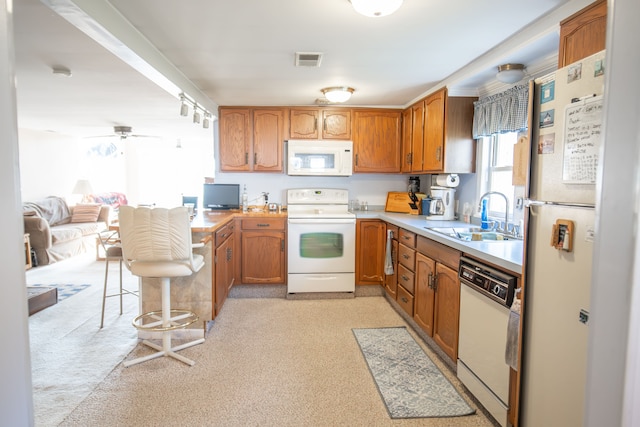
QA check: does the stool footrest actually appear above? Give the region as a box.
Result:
[131,309,199,332]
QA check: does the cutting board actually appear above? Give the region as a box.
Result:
[385,192,425,214]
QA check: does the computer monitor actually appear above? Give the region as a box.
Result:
[203,183,240,210]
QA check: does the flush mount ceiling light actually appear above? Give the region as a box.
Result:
[350,0,403,17]
[496,63,526,84]
[52,66,72,77]
[321,87,355,103]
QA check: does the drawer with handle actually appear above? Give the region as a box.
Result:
[397,285,415,317]
[397,264,415,294]
[398,243,416,270]
[241,218,286,230]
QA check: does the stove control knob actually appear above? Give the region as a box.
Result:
[492,284,502,295]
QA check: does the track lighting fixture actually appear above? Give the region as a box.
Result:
[193,104,201,124]
[180,94,189,117]
[179,92,212,129]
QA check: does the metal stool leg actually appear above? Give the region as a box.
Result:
[124,277,204,368]
[100,257,110,329]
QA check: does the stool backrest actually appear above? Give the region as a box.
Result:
[118,206,193,264]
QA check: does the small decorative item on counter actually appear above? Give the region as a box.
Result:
[242,185,248,213]
[462,202,472,223]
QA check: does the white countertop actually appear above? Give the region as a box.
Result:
[355,210,523,275]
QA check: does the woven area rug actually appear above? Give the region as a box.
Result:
[28,283,91,302]
[353,326,475,419]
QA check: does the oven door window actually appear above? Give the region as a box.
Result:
[299,232,344,258]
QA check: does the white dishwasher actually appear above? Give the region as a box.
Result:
[457,256,517,427]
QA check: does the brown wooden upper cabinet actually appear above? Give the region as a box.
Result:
[289,108,351,140]
[403,101,425,173]
[352,109,402,173]
[218,107,284,172]
[423,89,446,172]
[558,0,607,68]
[401,87,476,174]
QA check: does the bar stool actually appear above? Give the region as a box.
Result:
[118,206,205,367]
[97,230,138,329]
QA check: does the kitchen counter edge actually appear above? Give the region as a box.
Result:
[355,210,523,275]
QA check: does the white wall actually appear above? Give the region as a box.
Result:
[18,129,88,202]
[18,129,213,208]
[1,0,34,424]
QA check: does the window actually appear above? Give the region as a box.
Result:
[477,131,518,222]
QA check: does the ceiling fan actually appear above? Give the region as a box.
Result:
[86,125,157,140]
[85,125,156,158]
[111,125,155,140]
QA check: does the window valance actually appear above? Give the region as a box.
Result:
[472,84,529,138]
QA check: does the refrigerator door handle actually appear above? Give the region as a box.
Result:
[523,199,596,209]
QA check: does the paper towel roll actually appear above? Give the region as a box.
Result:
[435,174,459,187]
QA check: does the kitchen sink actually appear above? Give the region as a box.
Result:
[426,227,522,242]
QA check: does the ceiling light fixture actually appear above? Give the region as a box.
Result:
[496,63,526,84]
[350,0,403,17]
[52,66,72,77]
[180,94,189,116]
[321,87,355,103]
[193,104,201,124]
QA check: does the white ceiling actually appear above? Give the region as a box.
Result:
[13,0,592,141]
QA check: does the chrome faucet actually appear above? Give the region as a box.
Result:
[478,191,509,233]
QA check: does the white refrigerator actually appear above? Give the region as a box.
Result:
[519,50,605,427]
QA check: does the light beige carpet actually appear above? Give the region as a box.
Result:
[27,253,140,427]
[61,298,495,426]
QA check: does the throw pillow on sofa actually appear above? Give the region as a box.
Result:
[71,204,102,223]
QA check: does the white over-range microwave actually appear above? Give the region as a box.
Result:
[287,140,353,176]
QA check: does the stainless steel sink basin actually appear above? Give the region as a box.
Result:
[426,227,522,242]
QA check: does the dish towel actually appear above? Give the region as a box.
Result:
[384,229,394,275]
[505,296,521,370]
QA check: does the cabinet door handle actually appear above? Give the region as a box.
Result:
[257,223,270,227]
[436,146,442,161]
[432,273,439,291]
[355,153,359,166]
[245,153,249,165]
[323,118,327,131]
[314,117,318,131]
[407,152,412,165]
[254,153,257,164]
[401,297,408,304]
[281,240,285,252]
[428,272,433,289]
[402,254,409,259]
[401,275,409,281]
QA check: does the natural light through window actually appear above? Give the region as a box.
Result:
[478,132,518,221]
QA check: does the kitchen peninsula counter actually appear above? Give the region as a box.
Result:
[137,208,288,339]
[355,210,523,274]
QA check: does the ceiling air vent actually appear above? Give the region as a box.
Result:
[295,52,323,67]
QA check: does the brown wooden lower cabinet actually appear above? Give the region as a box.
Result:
[414,253,436,335]
[413,237,461,362]
[239,218,286,284]
[356,219,386,285]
